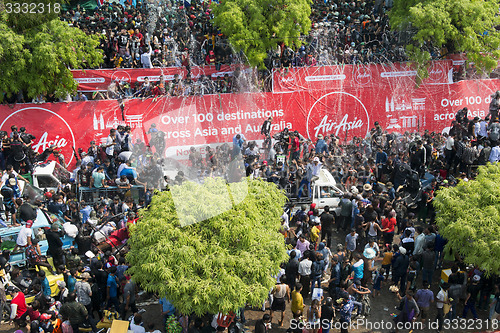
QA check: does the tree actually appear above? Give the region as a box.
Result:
[126,178,289,315]
[389,0,500,76]
[0,0,102,102]
[211,0,312,68]
[433,164,500,274]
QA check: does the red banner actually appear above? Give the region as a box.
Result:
[272,61,453,93]
[72,65,248,91]
[1,78,498,168]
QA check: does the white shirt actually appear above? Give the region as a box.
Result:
[414,233,426,255]
[106,136,115,156]
[130,322,146,333]
[298,258,312,276]
[81,155,94,168]
[436,289,448,309]
[140,46,153,69]
[16,226,32,246]
[445,136,454,150]
[489,146,500,163]
[118,151,133,162]
[479,121,488,138]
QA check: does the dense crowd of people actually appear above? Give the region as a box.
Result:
[248,102,500,332]
[0,92,499,332]
[3,0,466,104]
[63,0,410,70]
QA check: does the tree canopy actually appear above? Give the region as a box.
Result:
[0,0,102,102]
[211,0,312,68]
[434,164,500,274]
[127,178,289,315]
[389,0,500,75]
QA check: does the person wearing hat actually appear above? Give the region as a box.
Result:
[298,157,322,198]
[392,246,409,296]
[57,280,69,303]
[75,272,93,317]
[13,219,33,253]
[7,285,27,328]
[87,140,98,157]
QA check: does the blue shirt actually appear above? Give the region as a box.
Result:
[120,167,138,182]
[340,299,354,322]
[107,274,118,298]
[116,265,129,280]
[352,260,364,280]
[68,275,76,294]
[232,134,246,148]
[159,298,175,315]
[489,146,500,163]
[80,206,91,224]
[315,139,328,154]
[42,277,51,297]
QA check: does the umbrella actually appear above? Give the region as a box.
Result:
[363,247,376,259]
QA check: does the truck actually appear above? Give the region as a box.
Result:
[290,168,345,217]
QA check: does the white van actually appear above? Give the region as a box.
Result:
[311,169,344,216]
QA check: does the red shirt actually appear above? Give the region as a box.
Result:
[382,217,397,233]
[292,137,300,152]
[12,292,27,319]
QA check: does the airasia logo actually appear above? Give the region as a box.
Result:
[428,62,446,82]
[353,65,372,86]
[306,92,370,140]
[0,107,76,166]
[111,70,132,83]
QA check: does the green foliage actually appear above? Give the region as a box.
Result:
[434,164,500,274]
[389,0,500,75]
[0,0,102,101]
[127,178,289,315]
[165,315,182,333]
[211,0,312,68]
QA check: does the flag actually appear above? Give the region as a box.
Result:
[96,0,105,7]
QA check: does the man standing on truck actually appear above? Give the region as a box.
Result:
[298,157,322,198]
